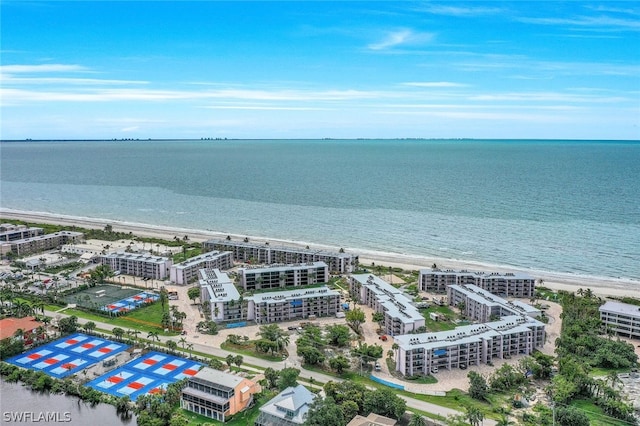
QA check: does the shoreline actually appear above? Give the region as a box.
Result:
[1,208,637,299]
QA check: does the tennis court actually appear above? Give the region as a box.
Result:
[86,351,202,401]
[62,284,141,309]
[7,333,129,379]
[100,292,160,314]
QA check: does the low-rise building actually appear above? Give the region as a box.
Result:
[419,269,536,298]
[349,274,425,336]
[447,284,541,323]
[170,251,233,285]
[254,384,315,426]
[246,286,340,324]
[394,315,546,376]
[181,367,259,422]
[0,316,44,345]
[0,224,44,242]
[198,268,242,323]
[203,239,358,274]
[238,262,329,291]
[100,252,173,279]
[599,301,640,339]
[9,231,84,256]
[346,413,397,426]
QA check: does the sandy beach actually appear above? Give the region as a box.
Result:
[1,208,637,299]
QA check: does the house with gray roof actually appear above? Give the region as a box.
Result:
[254,384,315,426]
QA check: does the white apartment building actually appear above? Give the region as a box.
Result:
[198,268,242,323]
[100,252,173,279]
[419,269,536,298]
[395,315,546,376]
[203,239,358,274]
[9,231,84,256]
[447,284,541,323]
[246,286,341,324]
[237,262,329,291]
[349,274,425,336]
[599,301,640,339]
[170,251,233,285]
[0,224,44,242]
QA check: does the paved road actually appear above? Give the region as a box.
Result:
[45,309,495,424]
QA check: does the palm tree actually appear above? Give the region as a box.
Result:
[408,414,427,426]
[147,331,160,343]
[465,406,484,426]
[112,327,125,342]
[495,415,514,426]
[225,354,235,369]
[186,343,194,357]
[179,337,187,356]
[166,339,178,354]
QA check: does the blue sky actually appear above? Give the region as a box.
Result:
[1,1,639,140]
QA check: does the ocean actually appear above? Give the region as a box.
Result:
[1,139,639,282]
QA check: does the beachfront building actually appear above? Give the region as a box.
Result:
[254,384,315,426]
[8,231,84,256]
[198,268,242,323]
[349,274,425,336]
[181,367,259,422]
[419,269,536,298]
[599,301,640,339]
[203,239,358,274]
[170,251,234,285]
[100,252,173,280]
[237,262,329,291]
[0,224,44,242]
[246,286,341,324]
[447,284,541,323]
[395,315,546,376]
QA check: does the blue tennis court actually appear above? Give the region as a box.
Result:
[101,292,159,313]
[7,333,129,378]
[86,351,202,401]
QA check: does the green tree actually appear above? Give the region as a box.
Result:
[465,406,484,426]
[147,331,159,343]
[233,355,243,369]
[363,388,407,420]
[304,396,345,426]
[408,414,427,426]
[277,367,300,390]
[346,308,366,333]
[83,321,97,334]
[468,371,489,401]
[298,345,325,366]
[58,316,79,334]
[112,327,125,341]
[264,367,279,389]
[225,354,235,368]
[165,340,178,354]
[325,324,352,347]
[328,355,350,374]
[187,287,200,304]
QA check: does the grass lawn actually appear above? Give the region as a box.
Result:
[420,307,458,332]
[571,399,630,426]
[56,303,180,336]
[220,341,285,362]
[589,366,632,377]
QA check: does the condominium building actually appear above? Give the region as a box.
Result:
[181,367,260,422]
[9,231,84,256]
[170,251,233,285]
[203,239,358,274]
[255,385,315,426]
[237,262,329,291]
[100,252,173,279]
[599,301,640,339]
[419,269,536,298]
[349,274,425,336]
[395,315,546,376]
[246,286,340,324]
[447,284,541,323]
[0,224,44,242]
[198,268,242,323]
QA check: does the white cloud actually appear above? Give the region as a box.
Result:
[368,29,434,50]
[417,5,504,17]
[0,64,88,73]
[402,82,469,88]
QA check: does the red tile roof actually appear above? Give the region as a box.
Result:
[0,317,44,340]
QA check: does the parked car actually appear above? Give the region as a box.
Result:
[459,363,467,370]
[287,326,297,330]
[379,335,388,341]
[375,362,381,372]
[431,367,439,374]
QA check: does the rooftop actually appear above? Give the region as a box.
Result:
[0,316,44,340]
[600,301,640,318]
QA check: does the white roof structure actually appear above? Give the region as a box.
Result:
[258,385,315,425]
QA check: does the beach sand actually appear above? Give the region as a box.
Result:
[1,208,637,299]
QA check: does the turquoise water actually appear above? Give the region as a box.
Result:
[1,139,639,280]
